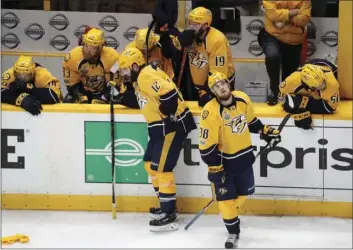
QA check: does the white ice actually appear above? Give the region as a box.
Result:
[1,210,352,248]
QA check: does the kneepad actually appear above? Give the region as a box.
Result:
[156,172,176,194]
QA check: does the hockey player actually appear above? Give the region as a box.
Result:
[199,71,282,248]
[162,6,235,107]
[279,59,339,130]
[117,47,197,232]
[125,28,174,79]
[1,55,62,115]
[62,28,119,104]
[112,28,175,109]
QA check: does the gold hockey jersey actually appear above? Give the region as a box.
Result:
[279,66,340,112]
[62,46,119,94]
[173,27,235,89]
[2,65,62,100]
[199,91,264,170]
[135,65,196,137]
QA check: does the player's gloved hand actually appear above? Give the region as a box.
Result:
[10,80,34,93]
[283,94,310,113]
[260,125,281,147]
[198,90,213,107]
[79,94,89,104]
[92,98,107,104]
[178,29,196,48]
[293,109,313,130]
[16,93,42,116]
[208,165,225,184]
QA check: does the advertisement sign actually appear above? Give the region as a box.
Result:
[85,121,148,184]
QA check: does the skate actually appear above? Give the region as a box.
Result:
[149,213,178,232]
[225,234,239,249]
[149,207,162,220]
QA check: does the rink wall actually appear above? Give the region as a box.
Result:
[1,102,352,218]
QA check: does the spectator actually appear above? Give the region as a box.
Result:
[258,0,312,106]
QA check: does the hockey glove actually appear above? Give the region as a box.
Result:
[208,165,225,184]
[283,95,310,113]
[260,125,281,147]
[9,80,34,94]
[79,94,89,104]
[198,90,213,107]
[293,109,313,130]
[178,29,196,48]
[16,93,42,116]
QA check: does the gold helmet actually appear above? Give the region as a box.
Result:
[301,64,326,89]
[118,47,146,69]
[14,55,36,75]
[188,7,212,26]
[82,28,105,47]
[135,28,160,51]
[208,71,227,89]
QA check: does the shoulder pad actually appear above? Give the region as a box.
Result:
[64,46,84,70]
[100,47,120,70]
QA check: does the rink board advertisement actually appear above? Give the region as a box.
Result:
[1,104,352,217]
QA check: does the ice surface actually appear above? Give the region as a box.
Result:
[1,210,352,248]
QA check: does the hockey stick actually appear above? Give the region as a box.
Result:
[109,64,120,220]
[110,81,117,220]
[176,48,187,89]
[184,113,291,230]
[254,113,291,160]
[146,19,156,64]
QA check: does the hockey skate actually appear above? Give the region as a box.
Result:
[225,234,239,249]
[149,213,178,232]
[149,207,162,220]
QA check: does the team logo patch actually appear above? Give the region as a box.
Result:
[225,114,247,134]
[188,51,208,69]
[64,53,71,62]
[2,73,10,80]
[218,187,228,196]
[224,112,230,120]
[202,110,209,120]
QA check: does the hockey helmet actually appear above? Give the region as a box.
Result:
[14,55,36,75]
[301,64,326,89]
[188,7,212,26]
[118,47,146,69]
[82,28,105,47]
[208,71,228,89]
[135,28,160,51]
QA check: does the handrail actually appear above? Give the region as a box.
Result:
[0,51,265,63]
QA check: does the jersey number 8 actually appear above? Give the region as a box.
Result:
[200,128,209,139]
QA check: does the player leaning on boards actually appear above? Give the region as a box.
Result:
[199,71,282,249]
[1,55,62,115]
[161,7,235,107]
[62,28,120,104]
[279,58,340,130]
[117,47,197,232]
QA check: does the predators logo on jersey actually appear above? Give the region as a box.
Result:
[225,114,247,135]
[188,51,208,69]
